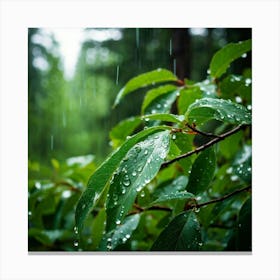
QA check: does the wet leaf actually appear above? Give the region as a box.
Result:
[142,113,184,124]
[186,97,251,125]
[114,68,178,106]
[106,130,170,231]
[187,147,216,194]
[151,190,194,205]
[75,126,170,233]
[151,211,202,251]
[210,39,252,78]
[109,116,142,148]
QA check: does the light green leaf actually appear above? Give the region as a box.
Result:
[106,131,170,231]
[109,116,142,148]
[99,214,140,251]
[114,68,178,106]
[186,97,251,125]
[75,126,170,233]
[187,147,216,194]
[151,190,194,205]
[210,39,252,78]
[90,208,106,250]
[141,85,178,114]
[142,113,184,124]
[151,211,202,251]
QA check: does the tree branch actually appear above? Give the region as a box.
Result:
[186,123,223,138]
[162,125,244,168]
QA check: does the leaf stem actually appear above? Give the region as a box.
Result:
[162,124,244,168]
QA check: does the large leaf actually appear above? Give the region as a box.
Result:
[106,130,170,231]
[75,126,169,233]
[210,39,252,78]
[187,147,216,194]
[114,68,178,106]
[109,116,142,148]
[99,214,140,251]
[151,211,202,251]
[186,97,251,125]
[141,85,178,114]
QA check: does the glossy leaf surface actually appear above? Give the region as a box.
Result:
[114,68,178,106]
[210,39,252,78]
[106,131,170,231]
[186,97,251,125]
[151,211,202,251]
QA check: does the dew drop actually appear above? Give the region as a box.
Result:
[116,220,121,225]
[172,134,176,140]
[125,234,130,239]
[144,150,148,155]
[140,191,145,197]
[123,178,130,187]
[241,53,247,58]
[136,186,142,192]
[74,226,78,234]
[74,240,79,247]
[132,171,137,176]
[28,211,32,216]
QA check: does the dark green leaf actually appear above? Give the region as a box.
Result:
[114,68,178,106]
[90,208,106,250]
[186,97,251,125]
[151,211,202,251]
[106,130,170,231]
[177,86,202,115]
[109,116,142,148]
[141,85,178,114]
[236,197,252,251]
[75,126,170,233]
[187,147,216,194]
[103,214,140,251]
[210,39,252,78]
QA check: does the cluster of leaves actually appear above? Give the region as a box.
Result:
[28,155,96,251]
[74,39,252,251]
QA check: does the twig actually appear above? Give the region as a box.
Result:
[186,123,222,138]
[162,125,244,168]
[196,185,251,209]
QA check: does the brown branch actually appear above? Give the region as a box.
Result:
[162,125,244,168]
[196,185,251,209]
[186,123,223,138]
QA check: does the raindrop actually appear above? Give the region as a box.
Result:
[116,65,120,85]
[82,204,86,209]
[125,234,130,239]
[247,167,252,172]
[226,167,233,174]
[144,117,150,122]
[137,166,143,172]
[173,59,176,75]
[235,96,242,103]
[116,220,121,225]
[122,237,127,243]
[230,175,238,181]
[194,207,200,213]
[132,171,137,176]
[172,134,176,140]
[151,109,157,114]
[123,178,130,187]
[196,196,202,201]
[198,242,203,246]
[140,191,145,197]
[247,105,252,110]
[74,226,78,234]
[156,104,161,109]
[169,38,172,56]
[207,69,211,74]
[121,188,126,194]
[28,211,32,216]
[136,186,142,192]
[144,150,148,155]
[147,158,151,163]
[73,240,79,247]
[241,53,247,58]
[35,182,41,190]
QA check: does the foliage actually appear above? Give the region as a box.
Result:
[72,39,252,251]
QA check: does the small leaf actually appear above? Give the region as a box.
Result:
[75,126,170,233]
[187,147,216,194]
[186,97,251,125]
[99,214,140,251]
[210,39,252,78]
[141,85,178,114]
[114,68,178,106]
[109,116,142,148]
[142,113,184,124]
[106,130,170,231]
[151,190,194,205]
[151,211,202,251]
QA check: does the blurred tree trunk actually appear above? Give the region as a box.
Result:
[171,28,191,80]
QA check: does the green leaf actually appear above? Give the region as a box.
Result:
[114,68,178,107]
[151,190,194,205]
[141,85,178,114]
[186,97,251,125]
[187,147,216,194]
[236,197,252,251]
[99,214,140,251]
[90,208,106,250]
[232,145,252,183]
[219,130,243,159]
[177,86,202,115]
[142,113,184,124]
[151,211,202,251]
[75,126,170,233]
[210,39,252,78]
[109,116,142,148]
[106,131,170,231]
